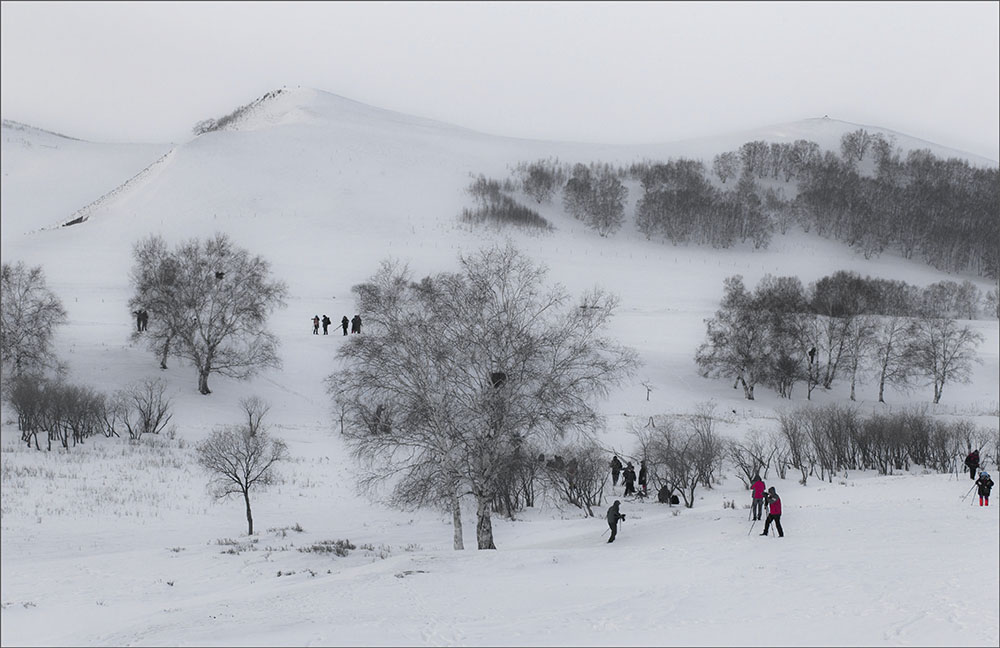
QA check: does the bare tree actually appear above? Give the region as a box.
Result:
[909,316,984,404]
[331,244,637,549]
[128,233,288,394]
[128,235,185,369]
[778,409,813,485]
[540,443,608,517]
[712,151,740,184]
[7,373,47,449]
[842,314,878,401]
[633,407,724,508]
[695,275,771,400]
[585,169,628,237]
[195,425,288,535]
[729,429,777,487]
[840,129,872,164]
[239,395,271,436]
[116,378,174,441]
[1,261,67,381]
[871,316,915,403]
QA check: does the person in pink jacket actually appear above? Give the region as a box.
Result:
[760,486,784,537]
[750,474,766,521]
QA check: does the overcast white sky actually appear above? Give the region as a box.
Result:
[2,1,998,160]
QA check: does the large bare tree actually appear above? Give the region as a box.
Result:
[330,244,638,549]
[128,233,288,394]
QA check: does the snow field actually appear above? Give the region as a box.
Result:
[2,87,998,646]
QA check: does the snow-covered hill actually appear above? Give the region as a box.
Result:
[0,120,172,251]
[1,87,997,647]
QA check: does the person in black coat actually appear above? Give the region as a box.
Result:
[638,460,648,495]
[321,315,331,335]
[965,450,980,480]
[341,316,349,336]
[975,471,994,507]
[622,462,637,496]
[606,500,625,543]
[312,315,320,335]
[351,314,362,334]
[610,455,623,487]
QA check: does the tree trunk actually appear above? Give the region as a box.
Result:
[475,494,496,550]
[159,336,171,370]
[933,382,942,404]
[452,494,464,550]
[198,369,212,395]
[243,490,254,535]
[878,364,888,403]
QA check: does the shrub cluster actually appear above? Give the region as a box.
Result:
[8,374,173,450]
[776,404,997,482]
[488,441,611,518]
[191,89,286,135]
[461,175,552,231]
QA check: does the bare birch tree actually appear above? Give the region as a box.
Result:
[330,244,637,549]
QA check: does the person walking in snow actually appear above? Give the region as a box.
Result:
[622,462,637,497]
[976,471,994,507]
[321,315,331,335]
[638,460,649,495]
[610,455,623,487]
[750,473,766,521]
[351,314,362,334]
[606,500,625,543]
[965,449,980,480]
[341,315,349,336]
[312,315,320,335]
[761,486,784,537]
[139,309,148,332]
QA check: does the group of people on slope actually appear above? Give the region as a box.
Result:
[605,451,994,547]
[750,473,783,537]
[610,455,647,498]
[605,455,790,544]
[312,314,361,336]
[964,449,993,506]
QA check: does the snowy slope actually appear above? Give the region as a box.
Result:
[1,86,997,647]
[0,120,172,253]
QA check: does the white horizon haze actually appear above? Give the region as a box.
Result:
[1,1,998,160]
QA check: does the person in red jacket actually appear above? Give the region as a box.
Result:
[760,486,784,537]
[750,474,766,521]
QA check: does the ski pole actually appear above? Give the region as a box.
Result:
[960,483,976,500]
[748,519,756,536]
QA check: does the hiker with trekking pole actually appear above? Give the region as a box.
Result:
[975,471,994,507]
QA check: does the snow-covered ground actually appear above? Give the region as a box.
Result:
[2,87,998,646]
